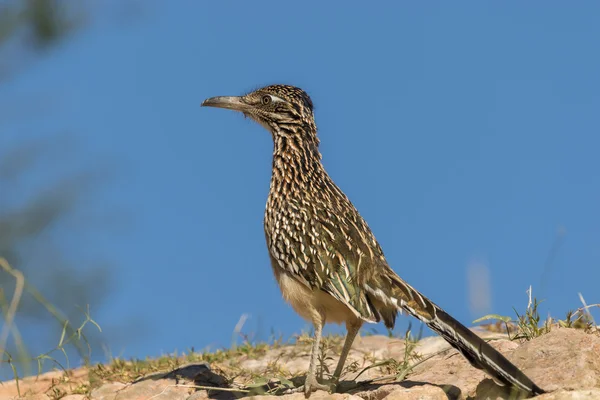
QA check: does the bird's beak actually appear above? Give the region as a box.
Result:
[201,96,249,112]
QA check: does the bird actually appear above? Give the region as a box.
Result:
[201,84,544,397]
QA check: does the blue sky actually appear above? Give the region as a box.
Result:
[2,1,599,364]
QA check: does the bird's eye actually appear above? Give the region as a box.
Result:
[261,95,272,105]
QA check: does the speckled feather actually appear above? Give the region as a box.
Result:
[203,84,544,397]
[259,85,416,327]
[259,85,543,396]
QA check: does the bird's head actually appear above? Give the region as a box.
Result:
[202,85,318,145]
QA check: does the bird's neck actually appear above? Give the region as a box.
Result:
[269,127,326,198]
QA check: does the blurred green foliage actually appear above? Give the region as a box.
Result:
[0,0,76,48]
[0,0,116,379]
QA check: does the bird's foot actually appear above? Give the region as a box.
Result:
[294,376,335,397]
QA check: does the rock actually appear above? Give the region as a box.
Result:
[0,367,89,400]
[15,395,50,400]
[383,384,449,400]
[509,328,600,392]
[119,380,190,400]
[536,389,600,400]
[61,395,86,400]
[251,393,362,400]
[4,328,600,400]
[185,391,210,400]
[353,383,398,400]
[87,363,235,400]
[90,382,126,400]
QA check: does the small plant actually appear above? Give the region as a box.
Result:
[353,322,423,384]
[315,334,344,380]
[512,297,552,341]
[0,258,101,397]
[475,287,551,341]
[475,286,599,341]
[389,323,423,381]
[403,325,424,375]
[559,307,599,334]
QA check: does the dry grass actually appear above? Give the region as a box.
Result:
[475,286,599,341]
[2,256,599,398]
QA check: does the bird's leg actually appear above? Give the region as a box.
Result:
[300,310,331,397]
[331,318,362,387]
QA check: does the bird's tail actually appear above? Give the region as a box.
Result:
[425,306,544,396]
[366,275,544,397]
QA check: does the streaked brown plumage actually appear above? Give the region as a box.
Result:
[201,84,544,397]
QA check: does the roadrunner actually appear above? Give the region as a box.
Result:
[202,85,544,397]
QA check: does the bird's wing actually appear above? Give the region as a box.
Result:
[318,213,380,321]
[270,195,387,323]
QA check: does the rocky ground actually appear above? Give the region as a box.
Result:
[1,327,599,400]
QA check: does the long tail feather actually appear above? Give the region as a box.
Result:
[426,306,544,396]
[365,278,545,396]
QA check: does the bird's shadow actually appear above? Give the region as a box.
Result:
[126,363,529,399]
[340,376,528,400]
[340,378,461,400]
[470,378,533,400]
[129,362,243,399]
